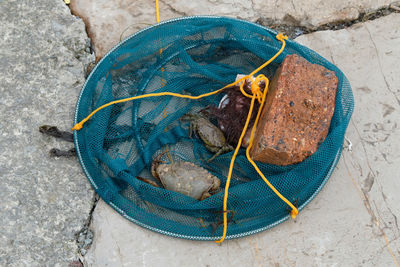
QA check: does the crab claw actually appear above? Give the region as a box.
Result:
[200,192,211,201]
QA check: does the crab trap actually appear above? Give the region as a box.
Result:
[74,16,354,240]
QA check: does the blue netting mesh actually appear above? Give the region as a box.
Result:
[74,16,354,240]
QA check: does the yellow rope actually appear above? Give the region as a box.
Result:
[215,34,296,243]
[156,0,160,23]
[246,77,299,219]
[72,0,298,242]
[72,88,228,131]
[215,77,258,243]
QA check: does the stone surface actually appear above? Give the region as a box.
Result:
[83,14,400,266]
[69,0,394,59]
[69,0,182,61]
[297,12,400,260]
[250,54,337,165]
[0,0,95,266]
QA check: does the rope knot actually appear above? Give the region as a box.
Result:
[72,122,83,131]
[251,74,268,103]
[276,33,288,41]
[290,209,299,219]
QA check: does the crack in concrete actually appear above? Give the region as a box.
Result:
[58,3,99,261]
[75,193,99,257]
[344,120,400,264]
[343,152,378,223]
[380,188,400,236]
[257,4,400,39]
[290,0,297,13]
[349,83,400,241]
[343,153,400,265]
[66,2,96,58]
[365,24,400,107]
[159,0,188,17]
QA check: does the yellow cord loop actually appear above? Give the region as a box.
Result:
[72,11,298,241]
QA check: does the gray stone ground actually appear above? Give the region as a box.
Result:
[0,0,94,266]
[1,0,400,266]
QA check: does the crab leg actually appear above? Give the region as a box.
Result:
[136,176,160,187]
[207,145,234,162]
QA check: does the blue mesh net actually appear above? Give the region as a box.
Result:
[74,16,354,240]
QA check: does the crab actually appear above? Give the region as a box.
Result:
[181,113,234,162]
[147,153,221,200]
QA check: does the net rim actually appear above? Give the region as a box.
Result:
[74,15,343,240]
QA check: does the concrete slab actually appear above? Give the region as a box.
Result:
[69,0,182,61]
[297,12,400,259]
[0,0,95,266]
[69,0,395,59]
[83,14,400,267]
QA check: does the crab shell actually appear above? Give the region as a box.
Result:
[194,117,228,148]
[152,161,221,200]
[182,114,234,162]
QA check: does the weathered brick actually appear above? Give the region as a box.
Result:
[250,54,337,165]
